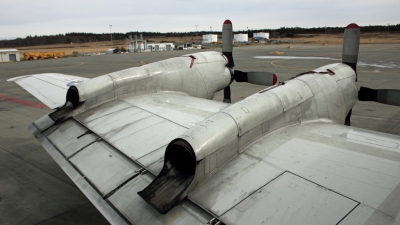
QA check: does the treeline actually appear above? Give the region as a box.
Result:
[1,24,399,48]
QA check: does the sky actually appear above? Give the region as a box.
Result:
[0,0,399,40]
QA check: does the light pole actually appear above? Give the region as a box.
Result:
[109,25,113,48]
[195,25,198,45]
[324,26,326,44]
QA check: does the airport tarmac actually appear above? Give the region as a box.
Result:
[0,44,399,225]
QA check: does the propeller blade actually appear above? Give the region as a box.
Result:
[223,86,231,103]
[342,23,360,81]
[359,87,400,106]
[234,70,277,86]
[222,19,234,67]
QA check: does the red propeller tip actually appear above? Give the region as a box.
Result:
[346,23,359,29]
[224,20,232,24]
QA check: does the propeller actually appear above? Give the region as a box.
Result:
[341,23,400,126]
[359,87,400,106]
[222,20,277,103]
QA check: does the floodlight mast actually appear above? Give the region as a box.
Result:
[195,25,198,45]
[109,25,113,48]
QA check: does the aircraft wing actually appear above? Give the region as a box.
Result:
[29,92,230,224]
[8,73,88,109]
[187,121,400,225]
[29,88,400,224]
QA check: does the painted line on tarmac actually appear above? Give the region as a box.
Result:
[0,94,47,109]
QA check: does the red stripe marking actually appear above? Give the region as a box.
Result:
[189,55,196,68]
[273,74,278,85]
[0,94,47,109]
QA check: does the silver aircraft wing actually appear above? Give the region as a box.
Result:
[29,92,230,224]
[8,73,89,109]
[187,121,400,225]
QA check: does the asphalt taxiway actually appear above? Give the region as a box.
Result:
[0,44,399,224]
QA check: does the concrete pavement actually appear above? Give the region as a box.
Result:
[0,44,399,224]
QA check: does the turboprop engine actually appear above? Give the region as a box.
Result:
[49,21,277,122]
[138,23,361,214]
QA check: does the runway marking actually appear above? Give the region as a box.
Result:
[267,60,400,75]
[0,94,47,109]
[270,60,310,70]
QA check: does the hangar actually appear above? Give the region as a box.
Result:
[0,49,20,62]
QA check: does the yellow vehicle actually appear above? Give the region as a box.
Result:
[23,52,65,60]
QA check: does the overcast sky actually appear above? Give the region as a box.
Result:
[0,0,399,40]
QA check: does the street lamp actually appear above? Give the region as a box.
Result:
[109,25,113,48]
[387,23,390,43]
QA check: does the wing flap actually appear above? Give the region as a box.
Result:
[8,73,88,109]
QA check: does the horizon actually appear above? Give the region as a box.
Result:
[1,0,398,40]
[1,23,398,41]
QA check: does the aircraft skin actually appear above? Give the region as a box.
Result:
[8,20,400,225]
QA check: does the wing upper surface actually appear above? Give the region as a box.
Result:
[74,92,229,175]
[8,73,89,109]
[28,89,400,224]
[30,92,229,224]
[188,122,400,225]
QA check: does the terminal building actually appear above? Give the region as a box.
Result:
[0,49,20,62]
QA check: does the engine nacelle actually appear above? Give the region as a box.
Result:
[51,51,231,121]
[138,63,358,214]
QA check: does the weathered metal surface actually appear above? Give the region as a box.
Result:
[30,118,214,225]
[108,173,210,225]
[33,114,55,132]
[270,79,313,112]
[69,141,141,196]
[189,153,284,216]
[47,119,97,158]
[28,123,129,225]
[75,100,188,161]
[220,172,358,225]
[74,99,132,124]
[236,122,400,225]
[309,124,400,153]
[223,90,283,136]
[120,92,229,128]
[136,145,166,175]
[112,119,187,160]
[74,93,229,177]
[9,73,88,109]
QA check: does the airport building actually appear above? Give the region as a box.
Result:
[147,43,175,51]
[234,34,248,42]
[254,32,270,40]
[126,34,174,52]
[202,34,218,44]
[0,49,20,62]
